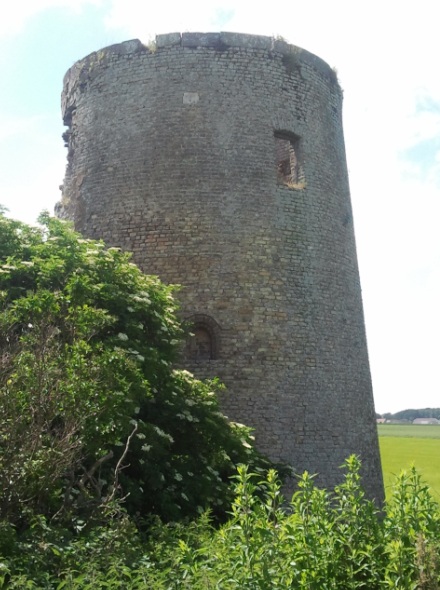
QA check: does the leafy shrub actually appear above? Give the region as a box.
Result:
[1,209,439,588]
[168,458,440,589]
[0,211,268,528]
[2,459,440,588]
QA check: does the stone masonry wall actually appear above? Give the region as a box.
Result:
[58,32,384,501]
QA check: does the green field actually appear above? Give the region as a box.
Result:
[378,424,440,502]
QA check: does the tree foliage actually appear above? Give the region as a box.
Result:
[383,409,440,422]
[0,211,268,528]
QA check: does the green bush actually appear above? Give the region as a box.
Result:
[1,210,439,588]
[168,458,440,589]
[2,459,440,588]
[0,211,268,528]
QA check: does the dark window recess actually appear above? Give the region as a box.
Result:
[186,327,213,360]
[184,314,220,361]
[275,133,304,187]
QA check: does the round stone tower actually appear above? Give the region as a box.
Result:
[58,32,384,501]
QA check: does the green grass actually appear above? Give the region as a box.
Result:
[378,424,440,438]
[378,424,440,501]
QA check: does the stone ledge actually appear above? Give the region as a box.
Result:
[181,32,222,48]
[156,32,181,48]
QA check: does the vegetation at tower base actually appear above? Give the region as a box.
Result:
[2,458,440,588]
[0,210,272,529]
[0,212,439,586]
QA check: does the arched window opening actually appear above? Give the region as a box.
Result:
[187,327,213,360]
[184,314,220,362]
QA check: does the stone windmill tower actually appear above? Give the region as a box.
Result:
[58,32,384,501]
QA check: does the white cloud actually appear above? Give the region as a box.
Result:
[401,109,440,151]
[0,114,64,224]
[104,0,230,42]
[0,0,102,38]
[2,159,64,225]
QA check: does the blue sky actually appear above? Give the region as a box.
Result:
[1,0,439,413]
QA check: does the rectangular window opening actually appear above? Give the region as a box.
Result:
[275,132,305,188]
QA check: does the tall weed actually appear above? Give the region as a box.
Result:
[2,458,440,589]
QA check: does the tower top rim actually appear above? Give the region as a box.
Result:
[62,32,338,89]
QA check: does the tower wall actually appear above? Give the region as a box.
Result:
[59,32,384,500]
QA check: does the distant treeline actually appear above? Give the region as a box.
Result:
[377,408,440,421]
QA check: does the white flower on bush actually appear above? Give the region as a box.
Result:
[154,426,174,443]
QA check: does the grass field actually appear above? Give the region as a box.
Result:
[378,424,440,502]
